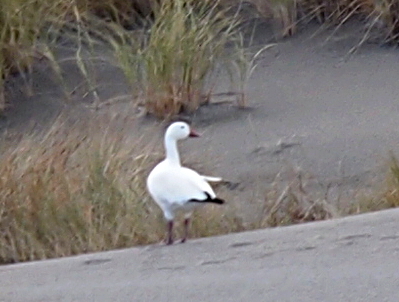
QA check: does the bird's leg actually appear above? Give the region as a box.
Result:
[166,220,174,245]
[180,217,190,243]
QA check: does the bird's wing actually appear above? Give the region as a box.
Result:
[180,167,216,198]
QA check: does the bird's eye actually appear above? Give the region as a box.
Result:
[181,126,184,129]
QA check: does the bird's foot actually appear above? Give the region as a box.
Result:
[180,238,187,244]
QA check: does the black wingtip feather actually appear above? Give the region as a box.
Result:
[188,192,225,204]
[210,197,225,204]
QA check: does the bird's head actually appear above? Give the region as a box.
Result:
[165,121,200,141]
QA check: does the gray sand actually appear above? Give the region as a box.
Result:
[2,209,399,301]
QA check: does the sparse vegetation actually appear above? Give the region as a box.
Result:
[2,0,399,116]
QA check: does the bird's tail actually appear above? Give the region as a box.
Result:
[202,175,223,182]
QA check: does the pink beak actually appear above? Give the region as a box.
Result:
[189,129,200,138]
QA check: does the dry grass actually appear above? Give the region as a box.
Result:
[1,114,399,264]
[0,115,161,263]
[256,175,336,227]
[110,0,245,118]
[370,0,399,42]
[237,162,399,233]
[2,0,399,116]
[0,0,266,118]
[343,153,399,213]
[0,115,250,264]
[0,0,53,108]
[0,114,254,264]
[0,0,156,109]
[237,0,399,44]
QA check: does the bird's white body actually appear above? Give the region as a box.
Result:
[147,161,216,220]
[146,122,224,244]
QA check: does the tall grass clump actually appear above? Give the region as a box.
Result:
[0,117,166,264]
[0,0,55,109]
[112,0,242,118]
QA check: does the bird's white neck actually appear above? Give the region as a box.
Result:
[164,136,181,165]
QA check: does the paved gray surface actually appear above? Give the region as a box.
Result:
[1,209,399,302]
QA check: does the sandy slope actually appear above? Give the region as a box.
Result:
[190,23,399,197]
[2,208,399,302]
[3,21,399,203]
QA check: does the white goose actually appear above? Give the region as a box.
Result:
[147,121,224,245]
